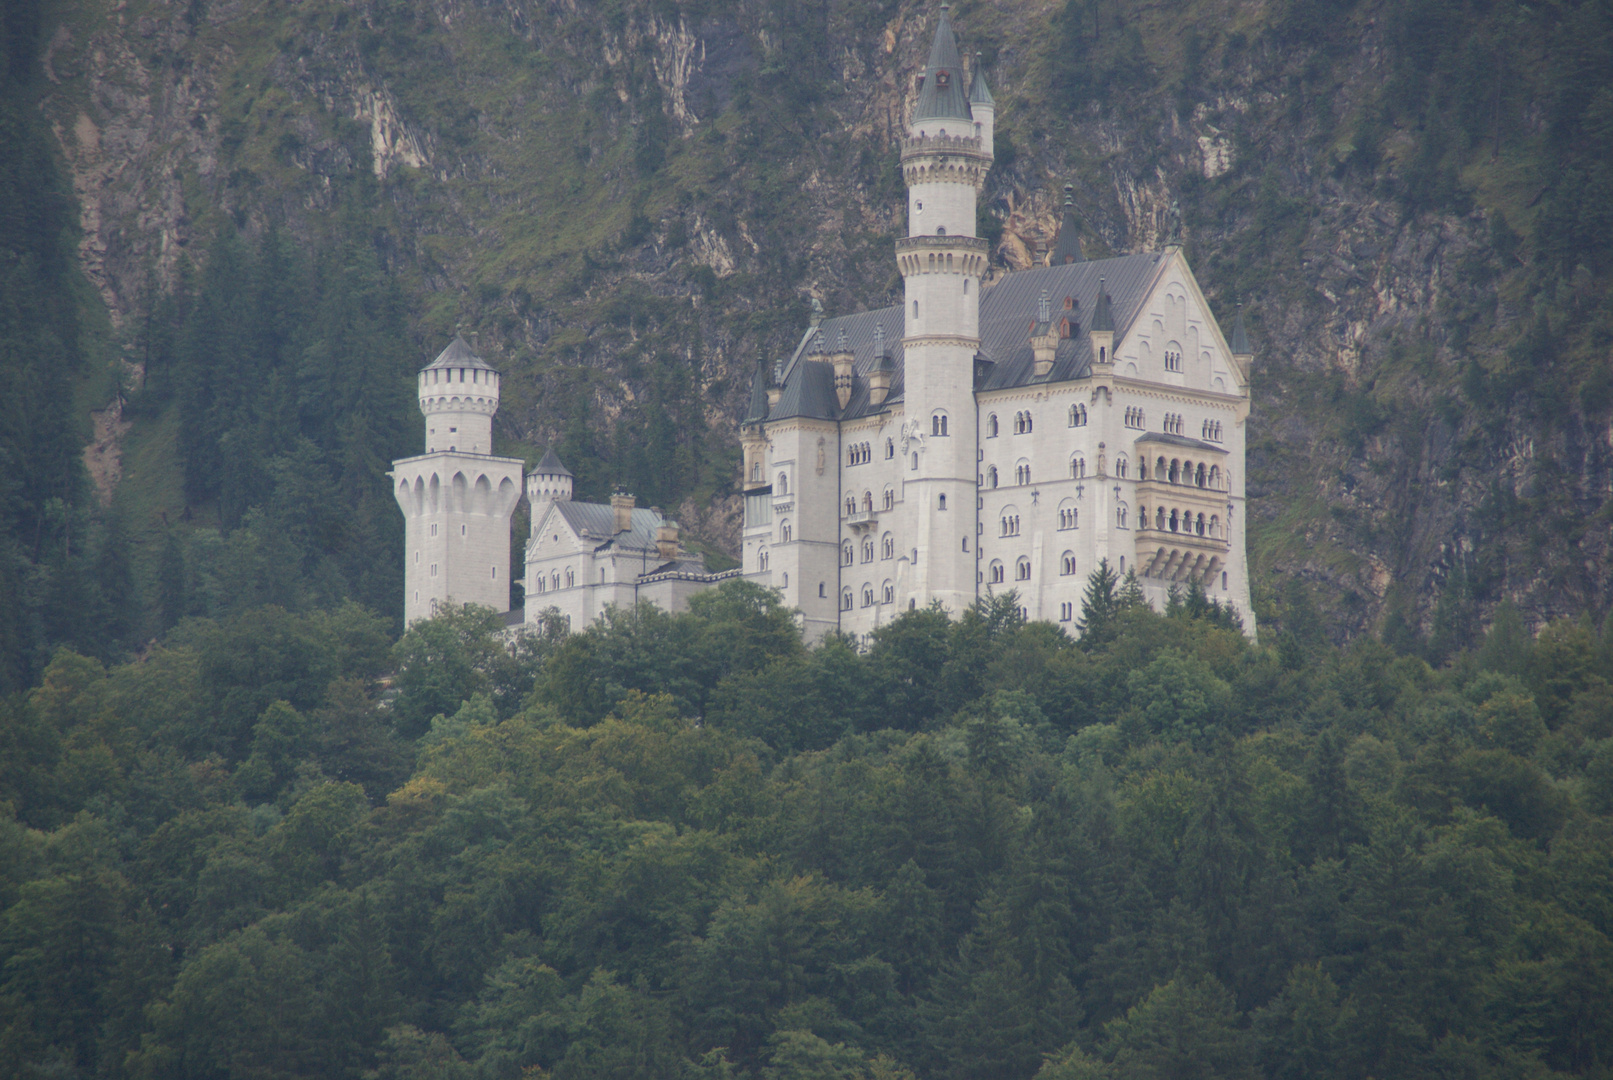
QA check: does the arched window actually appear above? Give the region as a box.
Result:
[777,472,789,495]
[1210,515,1221,538]
[780,520,792,543]
[842,541,854,566]
[1015,557,1031,581]
[989,560,1005,584]
[862,584,875,608]
[999,510,1020,537]
[987,466,999,488]
[1116,455,1129,479]
[881,533,894,559]
[1061,551,1077,576]
[751,462,761,481]
[1222,571,1229,591]
[1071,455,1086,479]
[1169,460,1181,484]
[1058,501,1077,529]
[912,453,919,470]
[938,494,948,510]
[759,549,769,571]
[987,414,999,437]
[1117,504,1128,528]
[883,488,895,510]
[1208,465,1220,488]
[565,567,575,587]
[1156,506,1166,530]
[862,538,875,562]
[845,496,856,516]
[1024,411,1033,433]
[1015,462,1031,485]
[842,588,853,611]
[1195,463,1207,488]
[886,439,895,459]
[863,490,874,512]
[882,581,894,604]
[1196,513,1207,537]
[932,412,949,436]
[1069,403,1087,427]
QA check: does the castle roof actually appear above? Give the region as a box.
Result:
[534,448,572,476]
[744,355,771,423]
[1134,431,1224,453]
[913,7,972,123]
[550,501,669,554]
[424,333,497,372]
[968,57,994,107]
[769,252,1166,422]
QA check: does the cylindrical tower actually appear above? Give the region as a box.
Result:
[526,448,574,504]
[899,5,991,614]
[418,335,500,454]
[390,334,525,625]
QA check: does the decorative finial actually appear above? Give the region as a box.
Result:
[873,323,884,356]
[1064,183,1074,205]
[837,328,848,352]
[1038,289,1050,324]
[813,327,826,353]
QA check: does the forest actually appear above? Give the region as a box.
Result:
[3,576,1613,1080]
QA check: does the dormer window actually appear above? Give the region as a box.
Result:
[936,72,950,87]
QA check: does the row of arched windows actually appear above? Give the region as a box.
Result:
[842,534,898,564]
[1069,404,1088,426]
[1000,513,1021,537]
[532,566,578,595]
[1201,420,1223,442]
[1142,456,1221,489]
[1164,349,1182,372]
[848,442,873,465]
[932,412,949,436]
[1141,505,1223,538]
[842,582,897,609]
[1124,406,1146,428]
[985,410,1039,437]
[1163,412,1184,435]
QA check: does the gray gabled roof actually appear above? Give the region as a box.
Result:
[769,252,1166,421]
[534,448,571,476]
[551,501,666,552]
[913,8,972,123]
[423,333,497,372]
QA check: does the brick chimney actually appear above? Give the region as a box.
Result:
[656,518,680,560]
[611,490,635,533]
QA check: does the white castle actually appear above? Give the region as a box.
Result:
[393,7,1255,640]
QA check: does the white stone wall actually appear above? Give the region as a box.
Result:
[418,367,498,454]
[392,452,523,624]
[907,181,976,239]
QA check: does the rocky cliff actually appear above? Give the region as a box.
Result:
[33,0,1613,644]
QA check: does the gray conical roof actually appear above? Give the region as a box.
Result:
[1051,185,1084,265]
[535,448,572,476]
[744,356,771,423]
[1230,305,1253,355]
[968,55,994,106]
[423,332,497,372]
[913,7,973,123]
[1091,281,1114,332]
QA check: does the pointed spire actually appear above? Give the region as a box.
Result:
[913,5,972,123]
[1051,183,1084,265]
[1091,279,1114,332]
[968,50,994,106]
[535,448,573,476]
[745,353,771,423]
[1231,302,1253,356]
[424,331,497,372]
[872,323,885,359]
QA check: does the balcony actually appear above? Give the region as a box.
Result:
[845,509,879,531]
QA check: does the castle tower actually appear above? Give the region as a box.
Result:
[390,333,525,624]
[898,5,990,613]
[527,448,574,504]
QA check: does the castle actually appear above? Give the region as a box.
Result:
[393,6,1255,640]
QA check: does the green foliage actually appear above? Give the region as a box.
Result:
[4,591,1612,1079]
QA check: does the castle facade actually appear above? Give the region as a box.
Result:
[393,7,1254,640]
[736,8,1255,640]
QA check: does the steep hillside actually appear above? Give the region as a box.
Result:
[26,0,1613,648]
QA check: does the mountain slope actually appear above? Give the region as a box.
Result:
[26,0,1613,648]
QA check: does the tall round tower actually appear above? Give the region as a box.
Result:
[898,5,991,613]
[390,334,525,624]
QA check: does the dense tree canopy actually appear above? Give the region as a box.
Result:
[2,577,1611,1080]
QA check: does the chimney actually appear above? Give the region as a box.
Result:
[611,490,635,533]
[656,518,680,561]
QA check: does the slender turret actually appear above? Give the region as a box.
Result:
[897,4,992,613]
